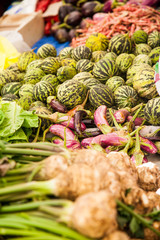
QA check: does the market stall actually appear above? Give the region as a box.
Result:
[0,0,160,239]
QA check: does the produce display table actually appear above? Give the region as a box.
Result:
[32,35,70,55]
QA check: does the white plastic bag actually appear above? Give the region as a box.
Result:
[4,0,38,15]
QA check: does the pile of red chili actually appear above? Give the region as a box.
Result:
[71,3,160,47]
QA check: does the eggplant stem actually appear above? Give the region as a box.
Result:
[109,108,122,130]
[131,103,143,113]
[82,90,89,108]
[42,126,50,142]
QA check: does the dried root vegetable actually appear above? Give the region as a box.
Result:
[105,151,138,180]
[6,155,68,182]
[71,4,160,47]
[147,191,160,209]
[69,190,118,238]
[136,162,160,191]
[144,222,160,240]
[102,230,130,240]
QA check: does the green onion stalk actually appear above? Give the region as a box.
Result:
[0,161,110,202]
[2,152,69,184]
[0,141,73,184]
[0,213,92,240]
[1,193,160,239]
[0,190,118,239]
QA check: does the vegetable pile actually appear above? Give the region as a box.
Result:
[0,143,160,239]
[71,3,160,47]
[0,22,160,239]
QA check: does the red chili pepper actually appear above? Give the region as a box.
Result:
[44,21,52,35]
[36,0,51,13]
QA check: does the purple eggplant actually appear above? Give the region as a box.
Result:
[58,4,75,22]
[53,138,81,150]
[64,11,82,27]
[140,137,158,154]
[47,96,67,113]
[68,29,78,41]
[53,138,63,145]
[64,0,78,5]
[127,116,144,126]
[94,105,113,134]
[81,137,94,148]
[74,110,87,135]
[81,128,101,137]
[82,119,96,128]
[114,109,130,124]
[127,0,159,7]
[54,28,69,43]
[80,18,92,29]
[49,124,77,141]
[60,115,86,132]
[103,0,113,12]
[90,131,131,148]
[81,1,104,17]
[50,22,60,35]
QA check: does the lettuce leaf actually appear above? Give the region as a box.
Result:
[0,101,39,139]
[1,128,28,143]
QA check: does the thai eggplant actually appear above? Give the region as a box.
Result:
[127,115,144,126]
[81,137,94,148]
[140,137,158,154]
[94,105,113,134]
[49,124,78,141]
[47,96,67,113]
[114,109,130,124]
[90,131,131,148]
[53,138,81,150]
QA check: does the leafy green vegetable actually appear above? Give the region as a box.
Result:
[21,111,39,128]
[1,129,28,143]
[0,102,24,137]
[129,217,144,238]
[0,102,38,142]
[145,209,160,221]
[0,110,5,125]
